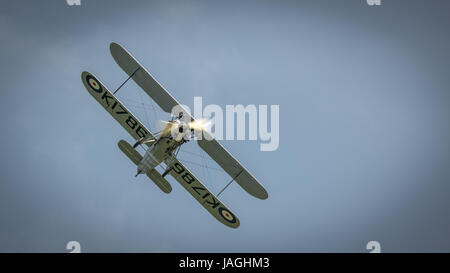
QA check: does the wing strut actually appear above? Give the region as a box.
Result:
[217,169,243,197]
[113,66,141,95]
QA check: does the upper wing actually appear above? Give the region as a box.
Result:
[110,42,180,113]
[198,131,268,200]
[165,158,240,228]
[109,43,268,200]
[81,71,155,144]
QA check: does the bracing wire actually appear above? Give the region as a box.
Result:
[138,89,151,130]
[118,88,231,193]
[178,159,223,172]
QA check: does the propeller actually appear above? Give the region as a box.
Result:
[156,118,212,135]
[188,118,212,132]
[156,119,171,134]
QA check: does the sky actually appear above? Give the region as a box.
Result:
[1,0,450,252]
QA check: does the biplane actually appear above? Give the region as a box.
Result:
[81,43,268,228]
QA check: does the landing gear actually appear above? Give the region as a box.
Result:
[135,169,143,177]
[161,166,173,178]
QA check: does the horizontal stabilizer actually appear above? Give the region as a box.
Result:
[118,139,141,165]
[118,140,172,194]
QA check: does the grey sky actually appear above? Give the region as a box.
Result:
[1,0,450,252]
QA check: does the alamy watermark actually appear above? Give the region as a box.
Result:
[66,0,81,6]
[68,0,381,7]
[171,97,279,152]
[366,241,381,253]
[66,241,81,253]
[366,0,381,6]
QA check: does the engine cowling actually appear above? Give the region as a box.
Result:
[169,120,191,142]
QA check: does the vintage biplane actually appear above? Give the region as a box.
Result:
[81,43,268,228]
